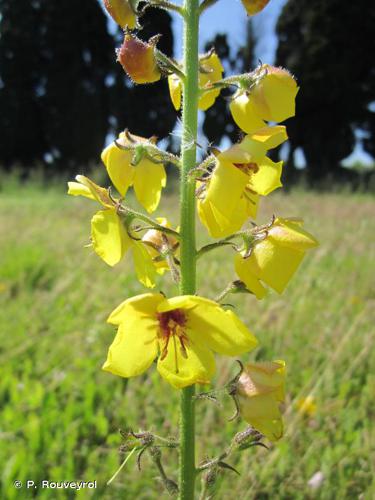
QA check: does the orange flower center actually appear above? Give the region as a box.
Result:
[157,309,189,370]
[234,162,259,175]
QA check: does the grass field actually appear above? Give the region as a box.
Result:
[0,178,374,499]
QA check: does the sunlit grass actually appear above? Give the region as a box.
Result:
[0,180,374,499]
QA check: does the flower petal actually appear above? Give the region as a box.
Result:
[269,218,319,250]
[132,242,157,288]
[251,238,306,294]
[198,198,247,238]
[133,159,166,213]
[252,68,299,122]
[75,175,114,207]
[242,126,288,159]
[230,93,266,134]
[205,159,249,222]
[238,393,284,441]
[241,360,286,396]
[198,52,223,111]
[219,126,287,164]
[185,297,258,356]
[67,182,96,201]
[198,199,228,238]
[91,209,131,266]
[108,293,165,325]
[101,140,135,196]
[157,340,215,389]
[235,254,267,299]
[102,319,158,378]
[237,359,285,440]
[248,157,283,196]
[168,74,182,111]
[157,296,257,356]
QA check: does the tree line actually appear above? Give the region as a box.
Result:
[0,0,373,184]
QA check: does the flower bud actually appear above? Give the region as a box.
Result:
[117,34,161,84]
[142,219,177,251]
[236,360,286,441]
[241,0,270,16]
[142,218,179,274]
[103,0,137,29]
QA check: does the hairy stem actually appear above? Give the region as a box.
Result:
[179,0,200,497]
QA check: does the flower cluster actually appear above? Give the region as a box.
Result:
[67,0,318,443]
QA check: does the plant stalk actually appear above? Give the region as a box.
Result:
[179,0,200,497]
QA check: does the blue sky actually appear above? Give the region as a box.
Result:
[173,0,287,63]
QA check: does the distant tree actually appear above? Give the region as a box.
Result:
[276,0,375,184]
[0,1,47,167]
[0,1,175,173]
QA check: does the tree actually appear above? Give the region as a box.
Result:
[0,1,175,173]
[276,0,375,184]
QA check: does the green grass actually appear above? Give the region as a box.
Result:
[0,180,374,499]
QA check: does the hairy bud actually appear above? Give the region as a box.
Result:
[241,0,270,16]
[117,34,161,84]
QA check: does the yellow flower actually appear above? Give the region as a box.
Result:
[198,126,287,238]
[235,217,319,299]
[230,65,299,134]
[241,0,270,16]
[168,51,223,111]
[103,294,258,388]
[142,218,179,274]
[296,395,317,417]
[101,132,166,213]
[67,175,157,287]
[117,34,161,84]
[103,0,137,29]
[236,360,286,441]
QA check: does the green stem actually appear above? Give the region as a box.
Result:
[118,207,180,239]
[179,0,200,497]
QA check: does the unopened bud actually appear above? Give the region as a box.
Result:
[117,34,161,84]
[241,0,270,16]
[103,0,137,29]
[235,360,286,442]
[142,218,178,252]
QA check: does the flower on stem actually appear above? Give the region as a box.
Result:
[103,0,138,29]
[117,33,162,84]
[103,293,258,388]
[235,360,286,441]
[142,217,179,275]
[168,50,223,111]
[240,0,270,16]
[235,217,319,299]
[67,175,158,287]
[198,126,287,238]
[101,131,166,213]
[230,65,299,134]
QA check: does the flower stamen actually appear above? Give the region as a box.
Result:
[234,162,259,175]
[157,309,189,372]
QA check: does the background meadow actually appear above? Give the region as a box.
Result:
[1,0,375,498]
[1,178,374,499]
